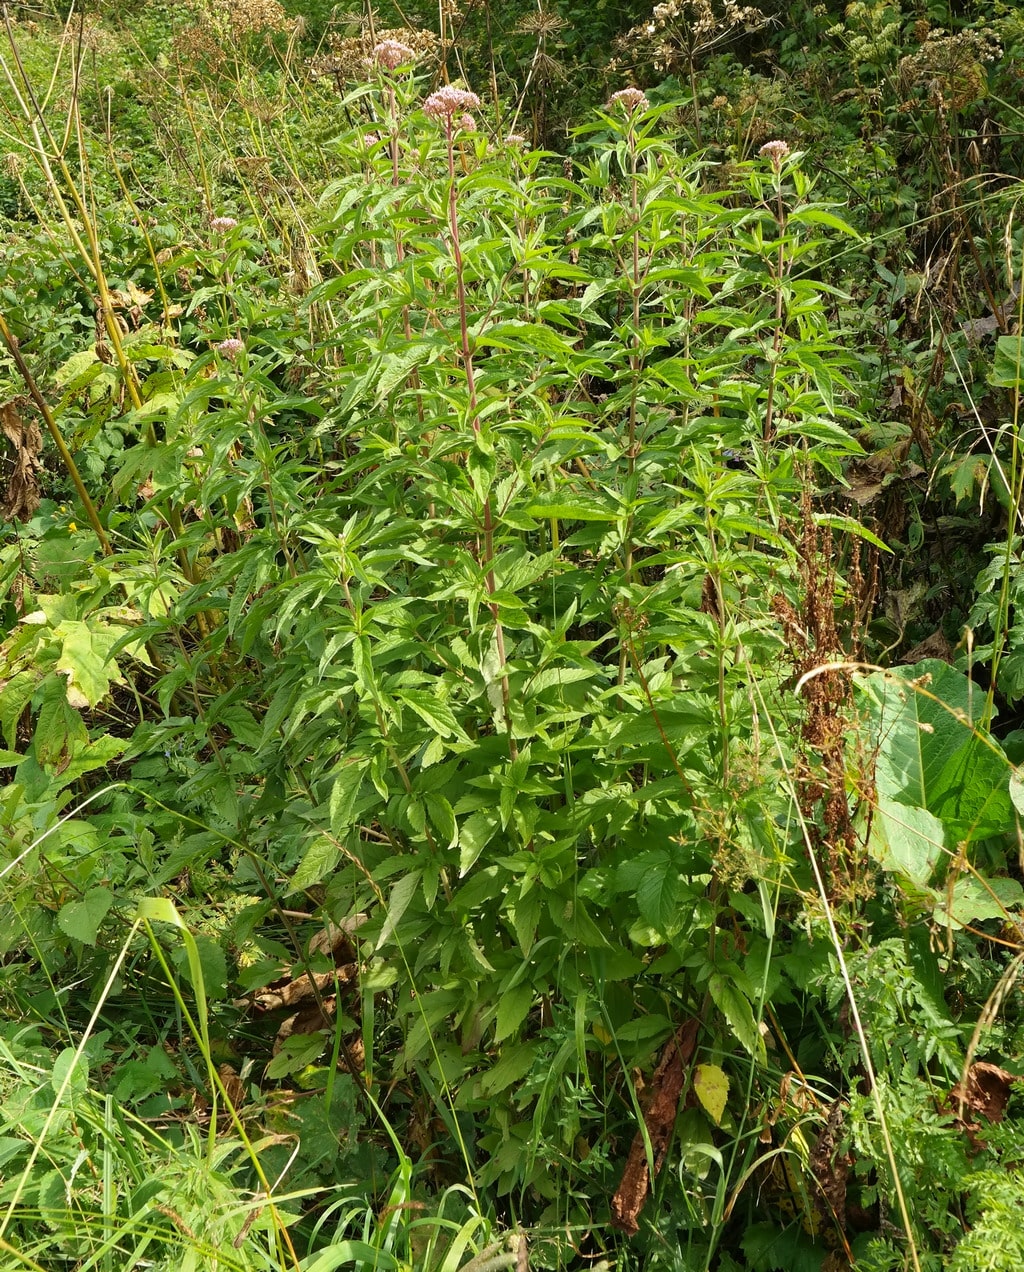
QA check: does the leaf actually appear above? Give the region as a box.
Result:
[708,973,764,1061]
[693,1063,729,1126]
[376,340,438,400]
[459,810,498,875]
[929,733,1013,840]
[812,513,892,553]
[328,757,369,833]
[395,689,467,740]
[992,334,1024,388]
[636,863,682,935]
[173,934,228,1000]
[523,491,619,522]
[301,1242,401,1272]
[376,870,421,951]
[292,835,340,890]
[265,1032,329,1081]
[58,887,113,945]
[934,876,1024,929]
[788,205,862,237]
[51,1048,88,1097]
[494,982,534,1043]
[54,619,123,708]
[855,662,1012,839]
[653,357,699,397]
[1011,766,1024,819]
[57,734,127,786]
[481,1042,538,1094]
[869,796,945,885]
[510,889,541,957]
[476,320,575,359]
[577,277,619,318]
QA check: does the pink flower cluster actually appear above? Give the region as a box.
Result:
[606,87,649,114]
[758,140,791,168]
[209,216,238,233]
[373,39,414,71]
[217,338,244,360]
[423,86,481,121]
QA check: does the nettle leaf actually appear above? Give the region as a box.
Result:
[636,862,683,935]
[265,1032,327,1080]
[172,934,228,1000]
[55,737,126,783]
[51,1048,89,1097]
[58,886,114,945]
[481,1042,538,1095]
[693,1063,729,1126]
[709,973,765,1062]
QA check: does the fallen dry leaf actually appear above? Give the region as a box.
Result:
[0,398,43,523]
[610,1019,699,1236]
[950,1060,1022,1127]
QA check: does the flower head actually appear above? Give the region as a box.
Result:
[606,87,649,114]
[457,113,476,133]
[209,215,238,233]
[505,132,527,147]
[373,39,414,71]
[758,139,791,168]
[217,338,245,360]
[423,85,481,121]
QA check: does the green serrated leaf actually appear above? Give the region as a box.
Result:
[709,973,764,1061]
[329,757,369,834]
[459,810,498,875]
[376,871,421,950]
[293,835,340,890]
[395,688,466,740]
[494,982,534,1043]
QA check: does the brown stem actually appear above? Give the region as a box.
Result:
[0,311,111,554]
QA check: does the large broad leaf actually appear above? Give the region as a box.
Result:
[992,334,1024,389]
[934,876,1024,930]
[856,661,1013,842]
[54,619,123,708]
[869,796,945,885]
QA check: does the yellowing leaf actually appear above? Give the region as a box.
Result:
[54,620,123,708]
[693,1063,729,1126]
